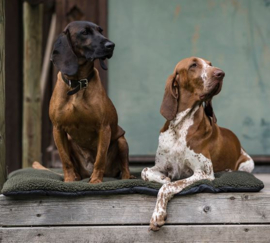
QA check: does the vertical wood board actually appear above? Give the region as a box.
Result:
[5,0,23,173]
[22,2,43,168]
[0,0,6,189]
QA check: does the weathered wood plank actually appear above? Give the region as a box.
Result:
[1,225,269,243]
[1,191,269,226]
[0,0,6,190]
[22,2,43,168]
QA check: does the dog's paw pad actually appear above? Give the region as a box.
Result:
[149,212,167,231]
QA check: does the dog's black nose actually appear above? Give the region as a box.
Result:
[105,42,115,50]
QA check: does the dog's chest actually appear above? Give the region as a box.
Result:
[155,107,208,179]
[50,99,100,147]
[53,103,89,124]
[157,110,193,164]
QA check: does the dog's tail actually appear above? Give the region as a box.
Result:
[32,161,63,176]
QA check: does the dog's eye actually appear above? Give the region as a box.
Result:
[98,27,103,33]
[82,29,89,35]
[189,63,197,69]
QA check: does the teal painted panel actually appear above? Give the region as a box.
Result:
[108,0,270,155]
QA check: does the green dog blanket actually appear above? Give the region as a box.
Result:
[1,168,264,197]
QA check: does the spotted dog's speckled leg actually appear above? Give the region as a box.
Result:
[149,171,214,231]
[141,167,171,184]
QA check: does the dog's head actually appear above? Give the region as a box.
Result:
[160,57,225,123]
[51,21,115,76]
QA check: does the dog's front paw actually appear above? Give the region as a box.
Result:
[64,177,75,182]
[149,212,167,232]
[64,171,81,182]
[160,175,171,183]
[90,170,103,183]
[122,173,136,179]
[89,178,102,184]
[129,175,137,179]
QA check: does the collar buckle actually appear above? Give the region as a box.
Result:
[78,79,88,90]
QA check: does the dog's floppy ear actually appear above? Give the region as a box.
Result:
[160,73,179,121]
[204,100,217,125]
[51,29,78,76]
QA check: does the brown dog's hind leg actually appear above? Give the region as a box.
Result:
[235,148,254,173]
[32,161,50,171]
[117,136,135,179]
[32,161,63,176]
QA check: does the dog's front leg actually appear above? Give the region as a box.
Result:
[149,170,214,231]
[141,166,171,184]
[90,125,111,184]
[53,127,79,182]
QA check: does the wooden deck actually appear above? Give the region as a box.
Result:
[0,174,269,243]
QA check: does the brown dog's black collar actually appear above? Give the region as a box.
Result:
[61,71,95,95]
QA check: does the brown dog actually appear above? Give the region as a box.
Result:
[141,57,254,230]
[37,21,133,183]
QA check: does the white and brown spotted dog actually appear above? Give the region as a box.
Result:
[141,57,254,231]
